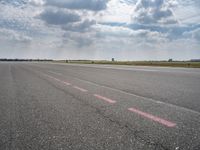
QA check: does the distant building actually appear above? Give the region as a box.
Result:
[112,58,115,61]
[190,59,200,62]
[168,59,173,62]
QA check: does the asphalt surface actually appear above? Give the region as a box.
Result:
[0,62,200,150]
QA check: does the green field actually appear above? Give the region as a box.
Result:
[53,60,200,68]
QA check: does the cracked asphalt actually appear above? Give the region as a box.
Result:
[0,62,200,150]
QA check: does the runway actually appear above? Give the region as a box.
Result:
[0,62,200,149]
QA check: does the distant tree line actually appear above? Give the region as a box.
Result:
[190,59,200,62]
[0,59,53,62]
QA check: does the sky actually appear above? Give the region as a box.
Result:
[0,0,200,60]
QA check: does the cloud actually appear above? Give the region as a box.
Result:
[0,0,28,7]
[132,0,178,25]
[95,24,168,46]
[127,23,200,40]
[37,7,97,45]
[62,31,95,47]
[192,29,200,41]
[44,0,108,11]
[62,19,96,32]
[35,0,102,47]
[29,0,44,6]
[39,8,81,25]
[0,28,32,43]
[183,28,200,41]
[178,0,200,6]
[0,3,47,39]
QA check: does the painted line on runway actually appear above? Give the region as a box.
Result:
[62,81,71,86]
[42,73,54,79]
[53,77,61,82]
[43,73,71,85]
[73,86,88,92]
[94,94,116,104]
[128,107,176,128]
[46,75,61,82]
[49,71,62,75]
[43,74,61,82]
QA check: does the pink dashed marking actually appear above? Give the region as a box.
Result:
[53,78,61,82]
[94,94,116,104]
[43,74,54,79]
[73,86,88,92]
[128,107,176,128]
[43,74,70,85]
[62,81,71,86]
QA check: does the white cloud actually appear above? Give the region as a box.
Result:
[44,0,108,11]
[39,8,81,25]
[62,19,96,32]
[132,0,178,25]
[0,28,32,43]
[29,0,44,6]
[183,28,200,41]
